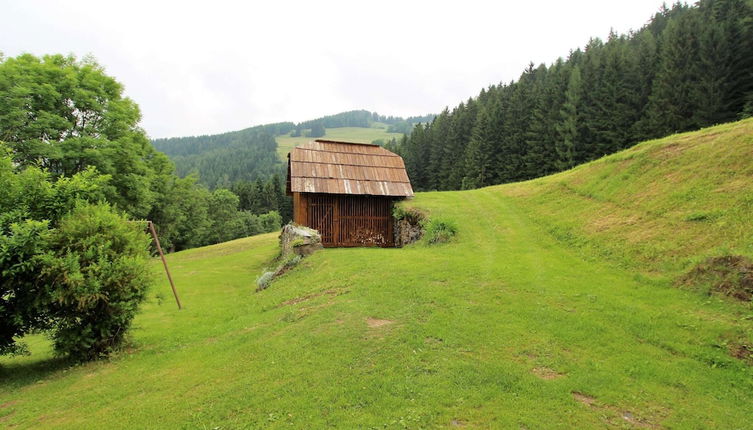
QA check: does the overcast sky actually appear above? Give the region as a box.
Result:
[3,0,670,139]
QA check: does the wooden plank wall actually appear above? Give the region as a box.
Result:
[301,193,394,247]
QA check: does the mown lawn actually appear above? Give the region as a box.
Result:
[2,121,753,428]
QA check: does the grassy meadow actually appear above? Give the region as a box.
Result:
[275,125,403,159]
[2,120,753,428]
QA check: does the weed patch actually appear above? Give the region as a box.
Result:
[729,342,753,365]
[678,255,753,301]
[423,217,458,244]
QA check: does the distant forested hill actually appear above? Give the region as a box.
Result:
[294,110,434,134]
[397,0,753,191]
[152,123,293,189]
[152,111,433,189]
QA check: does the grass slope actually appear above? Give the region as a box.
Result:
[276,126,403,159]
[504,118,753,277]
[2,121,753,428]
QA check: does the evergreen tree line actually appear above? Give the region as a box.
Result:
[296,109,434,130]
[291,110,435,136]
[153,110,433,189]
[153,126,286,189]
[397,0,753,191]
[153,122,295,157]
[169,131,280,189]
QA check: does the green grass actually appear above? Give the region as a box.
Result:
[2,120,753,428]
[502,118,753,277]
[275,126,403,159]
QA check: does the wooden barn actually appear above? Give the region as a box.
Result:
[286,139,414,247]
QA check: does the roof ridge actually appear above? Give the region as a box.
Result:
[293,147,398,157]
[313,139,379,146]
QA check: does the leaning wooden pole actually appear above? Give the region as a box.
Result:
[148,221,182,310]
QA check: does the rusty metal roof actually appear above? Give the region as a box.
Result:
[288,139,413,197]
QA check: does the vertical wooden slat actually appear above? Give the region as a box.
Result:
[298,193,397,247]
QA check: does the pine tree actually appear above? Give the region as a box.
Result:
[642,11,704,136]
[426,109,451,190]
[555,65,582,170]
[461,101,498,189]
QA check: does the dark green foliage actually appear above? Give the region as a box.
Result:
[0,53,281,255]
[555,65,581,170]
[0,155,108,355]
[296,110,435,130]
[154,129,280,190]
[0,155,152,360]
[396,0,753,191]
[152,110,432,196]
[42,204,153,361]
[423,218,458,244]
[386,121,412,133]
[0,219,52,356]
[392,205,426,225]
[307,122,325,138]
[0,53,287,360]
[0,53,172,219]
[201,189,282,246]
[230,173,292,224]
[153,122,294,158]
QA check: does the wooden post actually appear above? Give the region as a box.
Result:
[148,221,182,310]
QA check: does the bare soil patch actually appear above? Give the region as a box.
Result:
[572,392,596,406]
[572,392,659,428]
[532,366,564,380]
[730,342,753,365]
[366,318,394,328]
[678,255,753,301]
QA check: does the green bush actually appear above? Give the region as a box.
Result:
[41,203,153,361]
[393,205,426,225]
[424,218,458,244]
[0,219,53,356]
[256,271,276,291]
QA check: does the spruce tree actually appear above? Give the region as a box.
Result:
[556,65,582,170]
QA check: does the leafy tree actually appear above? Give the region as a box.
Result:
[0,54,166,218]
[0,153,151,360]
[205,189,242,244]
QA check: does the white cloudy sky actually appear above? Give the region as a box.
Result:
[2,0,669,139]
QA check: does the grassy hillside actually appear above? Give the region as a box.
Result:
[2,120,752,428]
[504,118,753,277]
[276,126,403,159]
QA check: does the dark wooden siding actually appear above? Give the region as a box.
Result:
[298,193,394,247]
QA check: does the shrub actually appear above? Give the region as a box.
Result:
[41,203,153,361]
[279,254,302,272]
[424,218,458,244]
[0,219,53,356]
[393,205,426,225]
[256,271,276,291]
